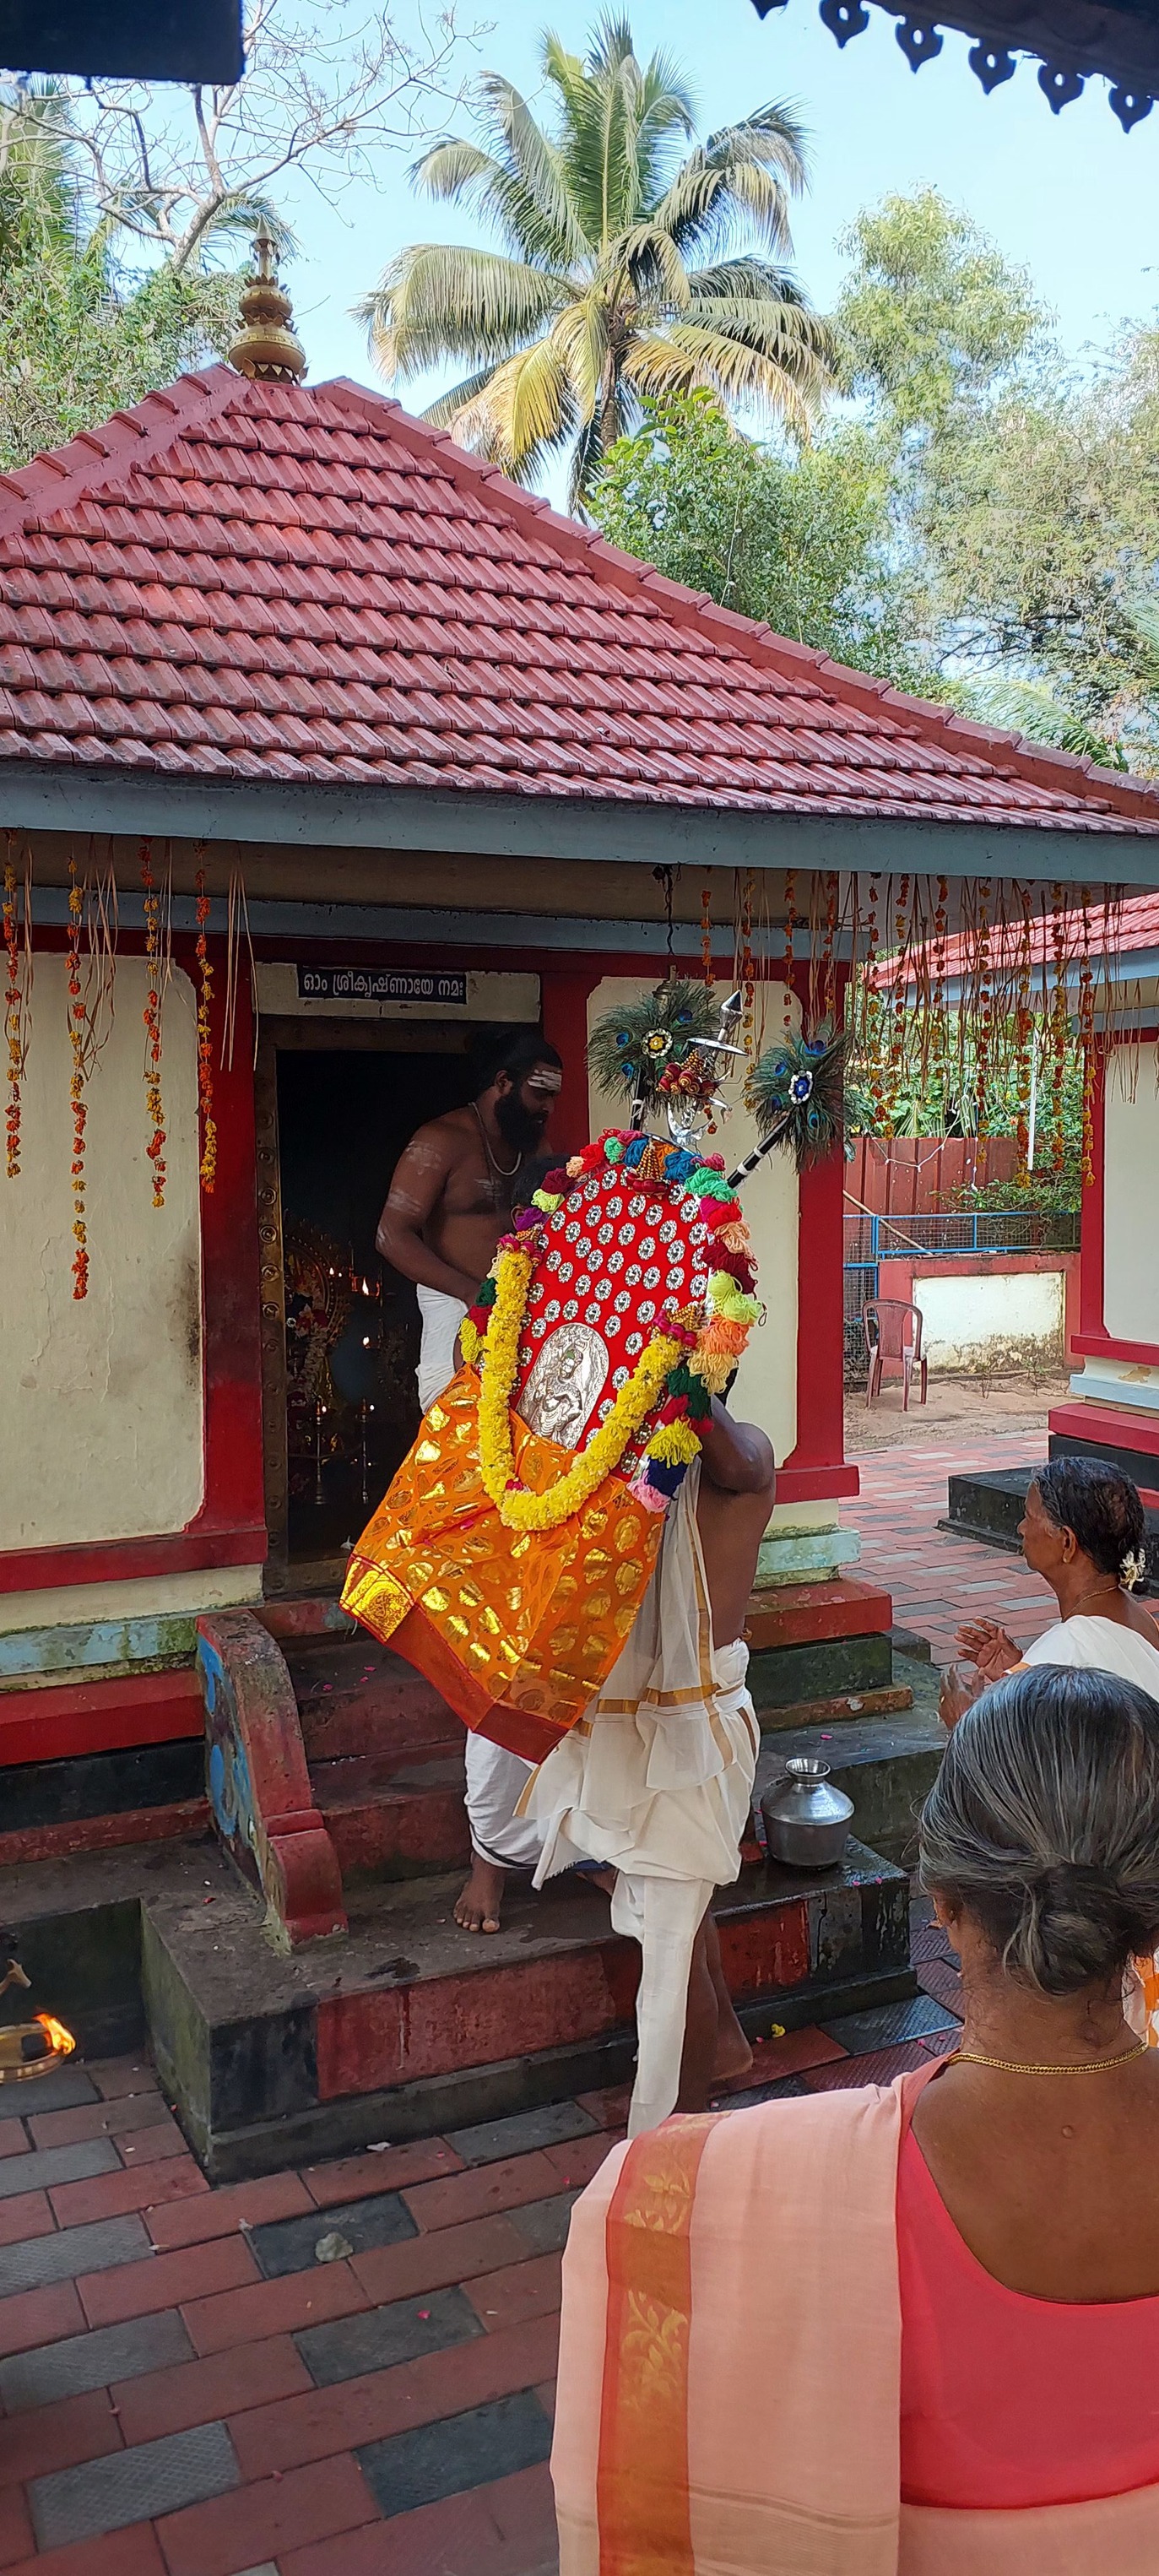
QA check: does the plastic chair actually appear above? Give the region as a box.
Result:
[863,1299,928,1410]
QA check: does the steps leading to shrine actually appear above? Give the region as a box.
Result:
[246,1575,913,1908]
[139,1833,914,2178]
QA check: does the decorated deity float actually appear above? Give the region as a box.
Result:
[342,980,846,1759]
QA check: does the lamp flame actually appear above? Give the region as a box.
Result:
[35,2015,75,2059]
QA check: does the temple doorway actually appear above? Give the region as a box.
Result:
[257,1023,471,1578]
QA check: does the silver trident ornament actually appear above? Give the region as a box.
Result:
[656,988,745,1150]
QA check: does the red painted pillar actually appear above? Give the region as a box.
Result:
[540,964,601,1160]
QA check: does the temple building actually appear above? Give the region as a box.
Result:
[3,261,1159,2160]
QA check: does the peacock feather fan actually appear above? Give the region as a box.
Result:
[588,978,721,1115]
[745,1024,848,1172]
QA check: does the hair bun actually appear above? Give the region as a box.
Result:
[1015,1857,1151,1994]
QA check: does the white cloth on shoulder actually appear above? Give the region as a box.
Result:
[1021,1613,1159,1691]
[415,1283,467,1413]
[525,1459,759,2137]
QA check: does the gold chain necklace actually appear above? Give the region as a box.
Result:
[471,1101,521,1180]
[948,2042,1147,2076]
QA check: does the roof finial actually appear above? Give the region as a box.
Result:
[227,229,306,384]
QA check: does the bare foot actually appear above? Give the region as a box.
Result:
[710,2019,755,2085]
[454,1857,506,1933]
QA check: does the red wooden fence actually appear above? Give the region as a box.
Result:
[845,1136,1020,1218]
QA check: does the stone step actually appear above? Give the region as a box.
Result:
[742,1574,891,1656]
[284,1635,464,1766]
[942,1461,1159,1591]
[143,1835,914,2178]
[755,1657,945,1869]
[311,1752,470,1880]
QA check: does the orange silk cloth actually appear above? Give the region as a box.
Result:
[554,2073,1159,2575]
[340,1367,663,1762]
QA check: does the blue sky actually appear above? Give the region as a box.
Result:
[279,0,1159,432]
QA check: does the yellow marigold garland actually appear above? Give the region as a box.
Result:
[476,1246,681,1532]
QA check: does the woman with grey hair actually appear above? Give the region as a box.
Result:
[551,1666,1159,2573]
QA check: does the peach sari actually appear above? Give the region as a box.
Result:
[552,2074,1159,2574]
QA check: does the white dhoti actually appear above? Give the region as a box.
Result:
[415,1283,467,1414]
[524,1462,759,2137]
[415,1283,539,1869]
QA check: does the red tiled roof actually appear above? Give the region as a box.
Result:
[2,365,1159,831]
[882,887,1159,987]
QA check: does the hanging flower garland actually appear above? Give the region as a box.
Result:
[822,871,839,1027]
[1049,882,1068,1174]
[701,878,713,984]
[3,835,30,1182]
[739,868,756,1064]
[1077,889,1097,1185]
[139,838,167,1208]
[973,878,992,1138]
[65,860,89,1300]
[783,867,797,1034]
[1009,891,1032,1166]
[194,865,217,1192]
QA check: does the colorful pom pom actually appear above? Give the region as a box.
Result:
[459,1318,479,1365]
[629,1468,670,1514]
[604,1138,624,1163]
[646,1418,701,1467]
[532,1190,563,1212]
[688,1168,734,1199]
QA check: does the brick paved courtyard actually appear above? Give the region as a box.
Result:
[846,1429,1055,1665]
[0,1434,1014,2570]
[0,1920,964,2575]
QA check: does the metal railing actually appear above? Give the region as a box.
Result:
[843,1208,1080,1265]
[842,1207,1080,1375]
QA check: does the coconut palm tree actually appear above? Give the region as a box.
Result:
[359,15,832,504]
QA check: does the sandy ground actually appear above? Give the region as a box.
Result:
[844,1369,1070,1453]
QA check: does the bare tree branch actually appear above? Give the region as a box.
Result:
[3,0,483,274]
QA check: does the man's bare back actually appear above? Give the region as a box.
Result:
[376,1039,563,1305]
[696,1399,777,1646]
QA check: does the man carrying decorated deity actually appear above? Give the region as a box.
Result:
[375,1028,563,1933]
[523,1391,774,2132]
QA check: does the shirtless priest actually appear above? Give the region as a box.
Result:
[376,1028,564,1933]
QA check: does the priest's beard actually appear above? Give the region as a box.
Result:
[496,1094,551,1156]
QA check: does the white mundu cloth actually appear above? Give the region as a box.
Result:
[524,1458,760,2137]
[1021,1612,1159,1692]
[414,1284,539,1867]
[415,1283,468,1414]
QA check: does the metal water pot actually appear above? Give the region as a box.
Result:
[761,1757,853,1871]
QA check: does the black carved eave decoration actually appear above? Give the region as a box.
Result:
[751,0,1159,125]
[0,0,243,83]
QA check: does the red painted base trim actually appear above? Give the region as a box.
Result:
[773,1463,860,1504]
[1050,1401,1159,1456]
[0,1525,267,1597]
[745,1574,893,1654]
[0,1669,203,1770]
[0,1799,208,1869]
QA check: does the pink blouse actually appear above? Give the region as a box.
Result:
[898,2122,1159,2508]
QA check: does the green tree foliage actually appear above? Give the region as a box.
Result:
[361,15,832,501]
[834,188,1040,437]
[833,189,1159,767]
[589,389,925,681]
[0,89,238,470]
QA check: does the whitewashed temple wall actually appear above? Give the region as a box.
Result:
[0,957,203,1554]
